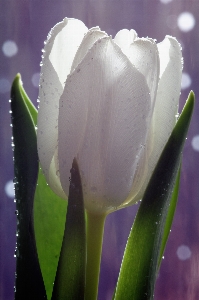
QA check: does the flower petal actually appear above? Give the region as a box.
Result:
[48,18,88,86]
[151,36,182,168]
[127,38,160,108]
[71,27,108,72]
[114,29,137,52]
[58,36,151,214]
[127,36,183,205]
[37,18,87,189]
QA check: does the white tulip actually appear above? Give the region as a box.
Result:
[37,18,182,215]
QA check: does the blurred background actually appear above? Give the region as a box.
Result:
[0,0,199,299]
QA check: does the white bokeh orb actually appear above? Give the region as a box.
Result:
[191,135,199,152]
[2,40,18,57]
[181,73,192,90]
[4,180,15,198]
[160,0,173,4]
[177,245,191,261]
[177,12,195,32]
[31,72,40,88]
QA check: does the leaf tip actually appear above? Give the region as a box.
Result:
[70,157,83,196]
[188,90,195,106]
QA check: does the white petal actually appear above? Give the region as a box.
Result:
[37,18,87,187]
[152,36,182,162]
[58,36,151,214]
[127,38,160,108]
[48,18,88,86]
[71,27,108,72]
[114,29,137,52]
[48,152,67,199]
[118,40,160,205]
[127,36,183,205]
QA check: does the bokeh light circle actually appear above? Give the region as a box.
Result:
[2,40,18,57]
[191,135,199,151]
[31,72,40,88]
[181,73,192,90]
[177,12,195,32]
[160,0,173,4]
[176,245,191,260]
[4,180,15,198]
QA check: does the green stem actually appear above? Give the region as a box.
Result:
[85,211,107,300]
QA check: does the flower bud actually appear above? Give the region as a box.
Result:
[37,18,182,214]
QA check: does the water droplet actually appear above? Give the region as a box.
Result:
[14,248,19,258]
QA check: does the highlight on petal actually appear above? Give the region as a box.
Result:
[57,36,151,214]
[37,18,87,188]
[114,29,138,53]
[48,18,88,87]
[127,38,160,108]
[71,27,108,72]
[152,36,183,158]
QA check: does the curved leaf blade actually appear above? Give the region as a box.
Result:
[17,74,38,126]
[11,74,47,299]
[34,168,67,300]
[52,158,86,300]
[114,91,195,300]
[158,166,181,267]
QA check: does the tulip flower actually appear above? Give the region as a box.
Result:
[34,17,189,300]
[37,17,182,216]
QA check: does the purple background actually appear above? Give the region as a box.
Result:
[1,0,199,299]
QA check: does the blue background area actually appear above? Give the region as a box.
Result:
[1,0,199,299]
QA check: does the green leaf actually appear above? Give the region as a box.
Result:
[18,74,38,126]
[114,91,195,300]
[158,166,181,267]
[51,158,86,300]
[34,168,67,300]
[10,74,47,299]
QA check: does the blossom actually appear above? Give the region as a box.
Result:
[37,18,182,215]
